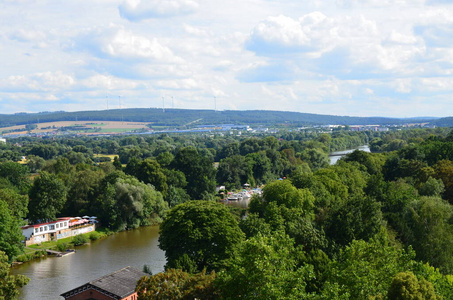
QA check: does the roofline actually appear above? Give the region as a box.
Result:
[21,217,71,229]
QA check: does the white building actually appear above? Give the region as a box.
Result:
[21,217,95,246]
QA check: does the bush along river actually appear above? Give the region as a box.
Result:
[12,225,165,300]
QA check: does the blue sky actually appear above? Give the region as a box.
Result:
[0,0,452,117]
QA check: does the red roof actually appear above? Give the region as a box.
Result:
[21,217,72,229]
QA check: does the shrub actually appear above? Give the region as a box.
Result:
[89,232,100,241]
[56,241,69,252]
[72,234,88,246]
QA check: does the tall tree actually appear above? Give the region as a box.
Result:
[159,200,244,272]
[136,159,168,197]
[0,200,24,262]
[171,147,216,199]
[28,172,67,223]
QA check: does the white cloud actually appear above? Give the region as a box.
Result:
[0,71,75,92]
[118,0,199,21]
[75,26,181,63]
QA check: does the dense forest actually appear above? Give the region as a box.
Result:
[1,127,453,299]
[0,108,448,128]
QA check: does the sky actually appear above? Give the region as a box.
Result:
[1,0,453,118]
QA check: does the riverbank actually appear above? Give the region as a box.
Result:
[14,227,113,264]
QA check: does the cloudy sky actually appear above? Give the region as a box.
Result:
[1,0,452,117]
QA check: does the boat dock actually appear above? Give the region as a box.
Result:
[46,249,75,257]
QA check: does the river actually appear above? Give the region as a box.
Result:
[12,225,166,300]
[329,145,370,165]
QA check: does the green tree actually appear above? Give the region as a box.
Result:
[216,155,252,189]
[388,272,440,300]
[0,250,29,299]
[25,155,45,173]
[171,147,216,199]
[215,231,314,300]
[63,169,105,216]
[324,230,415,300]
[136,269,218,300]
[159,200,244,272]
[0,200,24,262]
[28,172,67,223]
[0,162,30,194]
[136,159,168,197]
[300,148,329,171]
[400,196,453,274]
[0,188,28,219]
[96,175,168,231]
[324,195,383,248]
[113,156,122,170]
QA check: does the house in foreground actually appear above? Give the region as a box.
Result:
[60,267,146,300]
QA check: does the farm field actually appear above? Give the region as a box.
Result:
[0,121,152,135]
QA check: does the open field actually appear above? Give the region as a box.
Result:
[1,121,151,135]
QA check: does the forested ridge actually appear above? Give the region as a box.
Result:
[0,108,447,128]
[0,127,453,299]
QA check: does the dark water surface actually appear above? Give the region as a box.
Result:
[12,225,165,300]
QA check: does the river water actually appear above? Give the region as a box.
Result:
[329,145,370,165]
[12,225,166,300]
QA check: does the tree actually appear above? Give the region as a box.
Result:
[246,151,273,184]
[171,147,216,199]
[63,169,104,216]
[324,195,383,248]
[25,155,45,173]
[0,250,29,299]
[136,269,217,300]
[136,159,168,197]
[215,231,314,300]
[113,156,122,170]
[324,230,415,300]
[216,155,252,189]
[159,201,244,272]
[0,200,24,262]
[0,162,30,194]
[388,272,440,300]
[400,196,453,274]
[0,188,28,219]
[433,160,453,203]
[300,148,329,171]
[96,175,168,231]
[28,172,67,223]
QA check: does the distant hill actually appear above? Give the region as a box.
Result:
[0,108,447,128]
[430,117,453,127]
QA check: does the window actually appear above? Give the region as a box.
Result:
[50,225,55,230]
[40,227,43,232]
[35,228,38,233]
[56,223,59,228]
[44,226,48,231]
